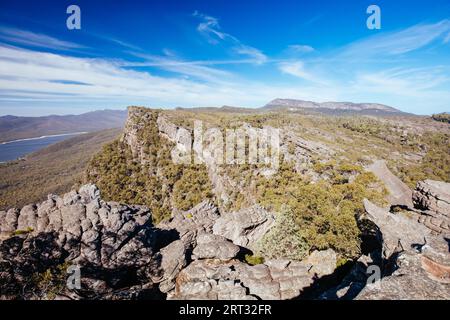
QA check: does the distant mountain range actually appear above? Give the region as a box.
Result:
[0,99,412,143]
[0,109,127,143]
[263,98,407,115]
[176,98,409,116]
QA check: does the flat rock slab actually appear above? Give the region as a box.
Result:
[367,160,413,208]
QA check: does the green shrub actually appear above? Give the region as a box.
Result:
[255,160,387,259]
[336,257,348,268]
[396,132,450,187]
[244,254,265,266]
[11,226,34,236]
[172,167,214,211]
[32,262,70,300]
[255,207,310,261]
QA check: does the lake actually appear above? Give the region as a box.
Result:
[0,132,86,162]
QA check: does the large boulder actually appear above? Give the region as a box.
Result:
[363,198,431,258]
[156,201,221,293]
[356,250,450,300]
[413,180,450,216]
[358,197,450,300]
[158,200,220,248]
[212,205,275,250]
[192,233,240,261]
[159,240,187,293]
[169,260,255,300]
[305,249,337,277]
[413,180,450,235]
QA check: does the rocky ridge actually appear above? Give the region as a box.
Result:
[0,185,338,300]
[1,177,448,300]
[320,178,450,300]
[1,106,449,300]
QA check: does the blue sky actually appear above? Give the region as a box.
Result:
[0,0,449,115]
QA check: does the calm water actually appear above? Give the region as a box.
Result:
[0,133,86,162]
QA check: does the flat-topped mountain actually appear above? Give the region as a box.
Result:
[172,98,409,116]
[264,98,405,115]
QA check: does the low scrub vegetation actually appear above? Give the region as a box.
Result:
[255,160,387,259]
[396,132,450,187]
[256,207,310,260]
[432,113,450,124]
[87,109,214,223]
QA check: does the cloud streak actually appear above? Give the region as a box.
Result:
[287,45,315,53]
[193,11,268,65]
[0,45,322,110]
[193,11,238,44]
[0,27,84,51]
[341,20,450,57]
[1,16,450,115]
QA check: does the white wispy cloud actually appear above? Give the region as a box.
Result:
[278,60,311,80]
[287,45,315,53]
[444,32,450,43]
[106,37,143,51]
[303,14,323,26]
[193,11,267,65]
[233,45,267,64]
[123,52,234,83]
[342,19,450,57]
[0,27,83,51]
[353,66,450,96]
[1,19,450,115]
[193,11,237,44]
[0,44,321,109]
[278,60,328,85]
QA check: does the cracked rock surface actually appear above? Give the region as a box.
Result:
[0,185,337,300]
[2,180,447,300]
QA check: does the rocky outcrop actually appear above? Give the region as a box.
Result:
[355,197,450,300]
[0,184,342,300]
[158,200,338,300]
[0,184,164,299]
[120,107,150,163]
[321,183,450,301]
[156,115,179,143]
[356,249,450,300]
[413,180,450,215]
[212,205,275,250]
[170,257,334,300]
[363,199,431,258]
[367,160,413,207]
[192,233,240,261]
[158,200,220,248]
[159,240,187,293]
[413,180,450,235]
[1,184,156,268]
[305,249,337,277]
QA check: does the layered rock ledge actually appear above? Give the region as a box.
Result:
[0,185,337,300]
